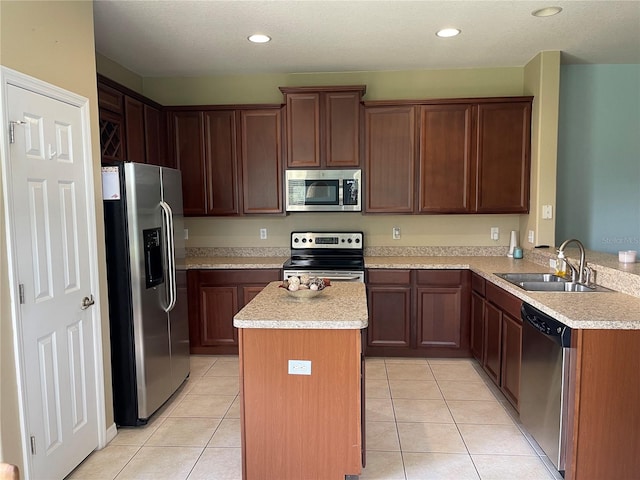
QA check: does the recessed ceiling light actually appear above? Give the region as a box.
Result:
[532,6,563,17]
[436,28,461,38]
[248,34,271,44]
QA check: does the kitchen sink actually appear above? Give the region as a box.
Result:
[495,273,566,283]
[495,273,613,292]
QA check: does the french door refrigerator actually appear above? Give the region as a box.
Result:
[102,162,190,426]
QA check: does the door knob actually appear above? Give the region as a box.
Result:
[81,295,95,310]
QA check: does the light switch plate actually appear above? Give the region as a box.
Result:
[288,360,311,375]
[528,230,535,243]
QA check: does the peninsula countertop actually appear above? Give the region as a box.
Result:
[233,281,369,329]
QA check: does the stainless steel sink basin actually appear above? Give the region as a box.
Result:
[518,281,609,292]
[495,273,567,283]
[495,273,613,292]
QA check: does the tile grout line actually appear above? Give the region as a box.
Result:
[384,358,409,480]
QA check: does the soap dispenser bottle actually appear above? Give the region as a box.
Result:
[556,251,568,278]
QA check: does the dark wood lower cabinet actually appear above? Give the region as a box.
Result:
[365,269,470,357]
[187,269,281,354]
[481,281,523,410]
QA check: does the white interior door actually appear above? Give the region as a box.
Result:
[5,80,101,479]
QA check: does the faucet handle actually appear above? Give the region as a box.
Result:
[584,266,595,285]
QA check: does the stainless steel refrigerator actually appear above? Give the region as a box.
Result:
[102,162,190,426]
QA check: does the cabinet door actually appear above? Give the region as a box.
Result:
[144,104,169,167]
[204,111,240,215]
[475,102,531,213]
[241,285,267,306]
[171,111,207,215]
[99,108,126,163]
[501,312,522,410]
[470,291,485,362]
[483,302,502,385]
[285,93,320,168]
[240,109,283,214]
[364,106,417,213]
[199,286,239,347]
[419,104,473,213]
[366,286,411,349]
[415,287,462,349]
[325,91,361,167]
[124,96,146,163]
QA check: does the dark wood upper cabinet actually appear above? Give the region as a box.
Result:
[97,75,168,167]
[366,97,531,214]
[475,101,531,213]
[280,86,365,168]
[203,110,240,215]
[364,106,417,213]
[167,106,283,217]
[144,104,170,168]
[240,109,283,214]
[419,104,474,213]
[171,111,207,216]
[124,96,146,163]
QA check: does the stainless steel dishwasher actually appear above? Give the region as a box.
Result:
[520,303,572,477]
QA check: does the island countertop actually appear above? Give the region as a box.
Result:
[233,281,368,329]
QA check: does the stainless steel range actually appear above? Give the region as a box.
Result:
[283,231,365,282]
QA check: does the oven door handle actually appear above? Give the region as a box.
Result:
[321,275,362,281]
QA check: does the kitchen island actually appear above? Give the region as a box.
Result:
[233,281,368,480]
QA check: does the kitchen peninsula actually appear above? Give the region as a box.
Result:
[233,281,368,480]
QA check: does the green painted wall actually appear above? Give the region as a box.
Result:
[556,65,640,254]
[142,67,524,105]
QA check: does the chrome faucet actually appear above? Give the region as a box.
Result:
[557,238,588,284]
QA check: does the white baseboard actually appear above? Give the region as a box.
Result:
[105,423,118,445]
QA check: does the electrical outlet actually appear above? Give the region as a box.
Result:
[260,228,267,240]
[288,360,311,375]
[528,230,535,243]
[542,205,553,219]
[490,227,499,241]
[392,227,401,240]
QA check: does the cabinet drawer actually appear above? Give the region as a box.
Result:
[416,270,462,286]
[471,272,486,296]
[486,282,522,321]
[366,269,411,285]
[197,269,281,286]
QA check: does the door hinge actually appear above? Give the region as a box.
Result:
[9,120,27,144]
[19,284,25,304]
[30,435,36,455]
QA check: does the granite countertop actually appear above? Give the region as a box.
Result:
[366,256,640,330]
[188,253,640,330]
[233,281,368,330]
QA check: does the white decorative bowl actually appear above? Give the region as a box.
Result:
[285,288,324,299]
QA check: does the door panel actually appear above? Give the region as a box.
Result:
[7,83,99,479]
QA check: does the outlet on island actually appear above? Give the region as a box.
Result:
[288,360,311,375]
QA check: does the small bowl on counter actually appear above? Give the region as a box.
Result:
[280,276,331,299]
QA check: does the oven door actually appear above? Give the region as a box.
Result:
[283,270,364,283]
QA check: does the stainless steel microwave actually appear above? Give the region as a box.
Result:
[285,169,361,212]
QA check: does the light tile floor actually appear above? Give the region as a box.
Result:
[67,356,564,480]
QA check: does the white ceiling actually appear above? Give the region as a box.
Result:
[93,0,640,77]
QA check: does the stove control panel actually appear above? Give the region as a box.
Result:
[290,231,363,249]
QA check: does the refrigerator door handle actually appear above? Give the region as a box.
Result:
[160,201,177,312]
